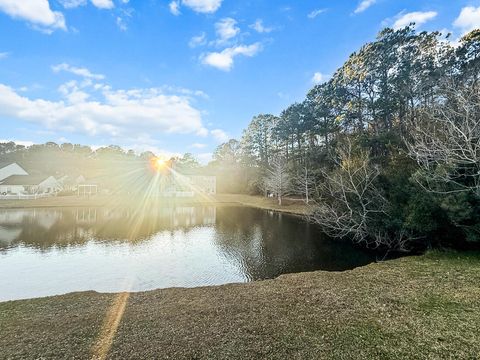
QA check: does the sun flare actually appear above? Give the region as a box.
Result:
[150,156,169,172]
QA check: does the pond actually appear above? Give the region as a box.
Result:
[0,206,376,301]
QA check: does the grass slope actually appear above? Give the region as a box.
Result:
[1,251,479,359]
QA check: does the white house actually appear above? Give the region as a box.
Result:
[0,175,62,196]
[58,174,86,192]
[187,175,217,195]
[0,162,28,182]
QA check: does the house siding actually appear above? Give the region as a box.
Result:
[0,177,61,195]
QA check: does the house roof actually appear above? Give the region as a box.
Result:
[0,175,51,186]
[0,161,26,170]
[0,162,12,169]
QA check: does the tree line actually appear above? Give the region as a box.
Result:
[210,26,480,251]
[0,141,201,183]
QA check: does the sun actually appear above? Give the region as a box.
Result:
[150,156,169,172]
[155,157,167,168]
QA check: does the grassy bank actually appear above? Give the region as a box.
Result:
[216,194,311,215]
[0,193,310,215]
[1,251,479,359]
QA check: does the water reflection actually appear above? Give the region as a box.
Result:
[0,206,375,301]
[0,206,217,249]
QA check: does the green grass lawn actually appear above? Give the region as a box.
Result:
[1,250,479,359]
[0,193,310,215]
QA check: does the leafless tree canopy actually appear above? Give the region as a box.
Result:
[406,83,480,195]
[294,164,316,205]
[311,140,409,250]
[264,156,290,205]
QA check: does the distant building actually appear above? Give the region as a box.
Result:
[153,161,216,197]
[0,162,28,182]
[0,175,62,196]
[185,175,217,195]
[58,174,86,192]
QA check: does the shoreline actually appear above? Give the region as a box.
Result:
[1,250,479,358]
[0,193,311,215]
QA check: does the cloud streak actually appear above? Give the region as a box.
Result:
[250,19,273,33]
[201,43,262,71]
[308,9,327,19]
[354,0,376,14]
[52,63,106,80]
[392,11,437,30]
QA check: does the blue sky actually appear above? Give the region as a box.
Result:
[1,0,479,162]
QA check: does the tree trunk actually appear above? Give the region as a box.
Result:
[305,182,309,205]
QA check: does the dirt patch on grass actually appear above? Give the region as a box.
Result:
[1,251,479,359]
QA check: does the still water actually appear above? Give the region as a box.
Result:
[0,206,375,301]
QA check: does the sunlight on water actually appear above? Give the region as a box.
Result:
[0,206,375,301]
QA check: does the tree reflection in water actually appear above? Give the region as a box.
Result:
[0,206,376,301]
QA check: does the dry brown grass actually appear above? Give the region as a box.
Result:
[1,251,479,359]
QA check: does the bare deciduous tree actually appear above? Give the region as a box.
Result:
[265,156,290,205]
[406,83,480,195]
[295,164,316,205]
[311,140,410,250]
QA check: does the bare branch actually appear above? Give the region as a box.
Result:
[406,82,480,196]
[310,139,410,250]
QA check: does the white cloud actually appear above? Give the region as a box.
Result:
[392,11,437,30]
[0,0,66,32]
[354,0,376,14]
[454,6,480,35]
[181,0,222,14]
[115,8,133,31]
[90,0,114,9]
[58,0,115,9]
[312,72,328,84]
[0,82,207,139]
[249,19,273,33]
[189,32,207,48]
[0,52,9,59]
[211,129,229,143]
[190,143,207,149]
[116,16,127,31]
[169,1,180,16]
[52,63,106,80]
[58,0,87,8]
[215,18,240,42]
[201,43,262,71]
[308,9,327,19]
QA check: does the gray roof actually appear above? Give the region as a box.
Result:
[0,175,50,186]
[0,161,18,169]
[0,161,28,172]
